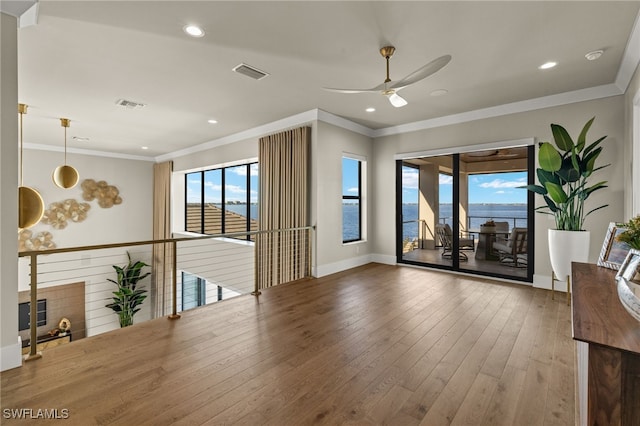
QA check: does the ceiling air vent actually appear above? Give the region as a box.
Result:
[115,99,146,109]
[232,63,270,80]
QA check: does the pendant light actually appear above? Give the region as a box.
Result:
[52,118,79,189]
[17,104,45,229]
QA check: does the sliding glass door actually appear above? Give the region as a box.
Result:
[397,146,534,282]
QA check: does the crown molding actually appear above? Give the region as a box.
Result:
[374,84,622,139]
[24,143,155,162]
[616,9,640,92]
[155,109,319,162]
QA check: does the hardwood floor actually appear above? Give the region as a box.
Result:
[0,263,574,425]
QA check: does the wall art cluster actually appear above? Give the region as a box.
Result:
[18,229,56,251]
[81,179,122,208]
[41,199,91,230]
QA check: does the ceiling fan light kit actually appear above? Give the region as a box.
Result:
[52,118,79,189]
[323,45,451,108]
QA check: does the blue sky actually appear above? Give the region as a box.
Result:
[342,158,360,196]
[402,167,528,204]
[187,164,258,203]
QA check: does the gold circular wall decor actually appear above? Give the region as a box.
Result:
[41,199,91,229]
[81,178,122,208]
[53,164,79,189]
[18,186,45,229]
[18,229,56,252]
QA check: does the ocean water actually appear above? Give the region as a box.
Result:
[401,203,528,240]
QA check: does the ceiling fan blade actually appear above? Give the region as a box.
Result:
[391,54,452,90]
[388,93,408,108]
[323,82,387,94]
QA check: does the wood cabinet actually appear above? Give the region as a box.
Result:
[572,262,640,425]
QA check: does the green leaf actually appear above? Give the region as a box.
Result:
[575,116,594,153]
[520,184,547,195]
[551,123,574,152]
[556,158,580,183]
[583,135,607,158]
[537,168,559,186]
[543,195,559,212]
[544,182,568,204]
[538,142,562,172]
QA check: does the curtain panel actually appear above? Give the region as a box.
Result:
[257,126,310,289]
[151,161,173,317]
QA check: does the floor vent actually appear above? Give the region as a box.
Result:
[232,63,270,80]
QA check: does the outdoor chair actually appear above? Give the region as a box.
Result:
[435,223,475,261]
[492,227,527,267]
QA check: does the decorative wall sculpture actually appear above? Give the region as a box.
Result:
[18,229,56,251]
[81,179,122,208]
[41,199,91,229]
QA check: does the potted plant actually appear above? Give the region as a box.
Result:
[522,117,609,280]
[105,252,150,327]
[617,215,640,250]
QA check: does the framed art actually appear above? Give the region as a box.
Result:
[616,249,640,283]
[597,222,632,270]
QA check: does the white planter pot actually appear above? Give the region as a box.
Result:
[548,229,590,281]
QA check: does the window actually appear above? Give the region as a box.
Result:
[342,156,364,243]
[181,272,205,311]
[185,162,258,239]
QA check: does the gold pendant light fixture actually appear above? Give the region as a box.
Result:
[17,104,45,229]
[52,117,79,189]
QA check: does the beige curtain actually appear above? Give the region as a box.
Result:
[257,127,310,289]
[151,161,173,317]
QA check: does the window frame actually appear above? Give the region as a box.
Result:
[184,161,257,240]
[342,155,364,244]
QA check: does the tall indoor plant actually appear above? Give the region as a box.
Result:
[523,117,609,280]
[105,252,150,327]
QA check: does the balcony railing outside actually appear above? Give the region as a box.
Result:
[17,226,313,361]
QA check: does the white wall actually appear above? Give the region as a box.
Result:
[372,96,626,288]
[1,12,21,371]
[16,149,154,337]
[21,149,154,247]
[313,121,375,276]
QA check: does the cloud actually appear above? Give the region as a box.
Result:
[402,168,419,188]
[231,165,259,177]
[204,181,222,191]
[496,190,506,194]
[347,187,359,193]
[440,175,453,185]
[478,178,524,189]
[225,184,247,194]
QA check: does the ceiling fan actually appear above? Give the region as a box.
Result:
[324,46,451,108]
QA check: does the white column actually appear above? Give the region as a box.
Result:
[0,11,21,371]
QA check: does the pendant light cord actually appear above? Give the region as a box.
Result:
[19,110,24,186]
[64,125,67,165]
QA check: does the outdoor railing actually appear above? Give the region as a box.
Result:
[17,226,314,361]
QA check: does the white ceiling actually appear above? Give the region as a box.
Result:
[12,1,640,160]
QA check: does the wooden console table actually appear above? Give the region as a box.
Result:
[572,262,640,425]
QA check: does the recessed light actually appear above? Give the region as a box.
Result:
[585,50,603,61]
[183,25,205,38]
[430,89,448,97]
[72,136,90,142]
[141,146,149,150]
[365,107,376,113]
[207,119,218,124]
[539,61,557,70]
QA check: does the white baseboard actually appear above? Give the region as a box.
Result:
[533,273,569,292]
[314,254,374,278]
[370,254,397,265]
[1,341,22,372]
